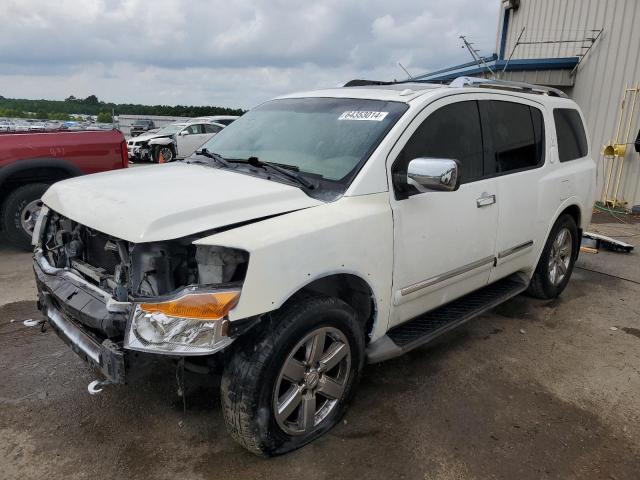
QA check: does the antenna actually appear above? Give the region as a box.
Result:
[460,35,495,76]
[398,62,413,80]
[502,27,525,75]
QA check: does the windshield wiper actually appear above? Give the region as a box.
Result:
[191,148,232,168]
[229,156,316,189]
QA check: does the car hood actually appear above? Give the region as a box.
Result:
[42,163,324,243]
[131,131,168,142]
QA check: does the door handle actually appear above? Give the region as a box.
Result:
[476,192,496,208]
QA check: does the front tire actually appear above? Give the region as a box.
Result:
[527,214,579,299]
[154,145,174,163]
[221,296,365,456]
[1,183,49,250]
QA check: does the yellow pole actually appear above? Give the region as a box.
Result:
[612,84,640,207]
[603,85,628,205]
[614,84,628,144]
[623,84,639,144]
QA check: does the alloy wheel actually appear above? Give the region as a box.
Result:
[273,326,351,436]
[548,227,572,286]
[20,199,43,235]
[158,147,173,162]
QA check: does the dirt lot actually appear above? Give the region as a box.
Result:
[1,222,640,480]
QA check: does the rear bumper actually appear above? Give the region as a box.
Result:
[34,252,128,384]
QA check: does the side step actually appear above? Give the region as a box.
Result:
[367,274,528,363]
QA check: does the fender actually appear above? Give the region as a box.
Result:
[269,269,378,330]
[194,193,395,342]
[0,157,83,189]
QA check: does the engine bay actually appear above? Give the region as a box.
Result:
[41,211,248,301]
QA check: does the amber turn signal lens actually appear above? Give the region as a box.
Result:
[139,291,240,321]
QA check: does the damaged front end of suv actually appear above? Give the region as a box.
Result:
[33,207,250,385]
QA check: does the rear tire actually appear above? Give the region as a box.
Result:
[527,214,578,299]
[1,183,49,250]
[221,296,365,456]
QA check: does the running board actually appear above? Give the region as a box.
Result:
[367,274,529,363]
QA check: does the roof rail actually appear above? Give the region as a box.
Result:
[450,76,568,98]
[343,79,396,87]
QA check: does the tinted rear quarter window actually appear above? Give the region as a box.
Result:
[554,108,588,162]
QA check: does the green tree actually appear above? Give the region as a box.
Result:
[0,96,244,119]
[97,111,113,123]
[49,112,72,121]
[84,95,100,105]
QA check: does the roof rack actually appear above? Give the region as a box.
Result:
[450,76,568,98]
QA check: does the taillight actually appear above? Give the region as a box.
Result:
[120,139,129,168]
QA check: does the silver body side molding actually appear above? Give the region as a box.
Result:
[400,255,495,296]
[498,240,534,259]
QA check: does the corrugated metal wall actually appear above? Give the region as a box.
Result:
[502,0,603,60]
[503,0,640,208]
[482,69,575,87]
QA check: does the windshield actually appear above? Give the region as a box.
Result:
[155,124,183,135]
[199,97,407,184]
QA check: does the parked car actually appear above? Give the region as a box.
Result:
[31,77,595,456]
[0,130,128,249]
[187,115,239,126]
[0,120,15,132]
[28,121,47,132]
[14,122,30,132]
[129,119,156,137]
[127,121,225,162]
[61,121,83,131]
[44,121,62,131]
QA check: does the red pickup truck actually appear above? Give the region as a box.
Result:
[0,130,128,249]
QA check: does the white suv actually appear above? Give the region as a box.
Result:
[32,77,595,456]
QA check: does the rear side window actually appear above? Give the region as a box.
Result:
[482,101,545,173]
[554,108,588,161]
[394,101,484,186]
[186,124,205,134]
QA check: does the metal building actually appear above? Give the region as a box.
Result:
[416,0,640,210]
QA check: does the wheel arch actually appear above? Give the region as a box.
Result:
[532,200,583,271]
[283,272,377,341]
[560,203,581,230]
[0,158,82,205]
[558,203,582,260]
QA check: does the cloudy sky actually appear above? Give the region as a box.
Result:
[0,0,499,109]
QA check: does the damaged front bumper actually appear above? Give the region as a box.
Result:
[127,145,151,161]
[33,250,251,385]
[34,251,128,384]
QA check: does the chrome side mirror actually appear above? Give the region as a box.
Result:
[407,157,460,192]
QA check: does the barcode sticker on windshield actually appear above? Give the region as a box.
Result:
[338,111,389,121]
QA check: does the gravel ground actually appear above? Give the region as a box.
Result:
[1,223,639,480]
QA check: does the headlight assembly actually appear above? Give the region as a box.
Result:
[124,289,240,355]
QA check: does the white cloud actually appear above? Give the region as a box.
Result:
[0,0,498,109]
